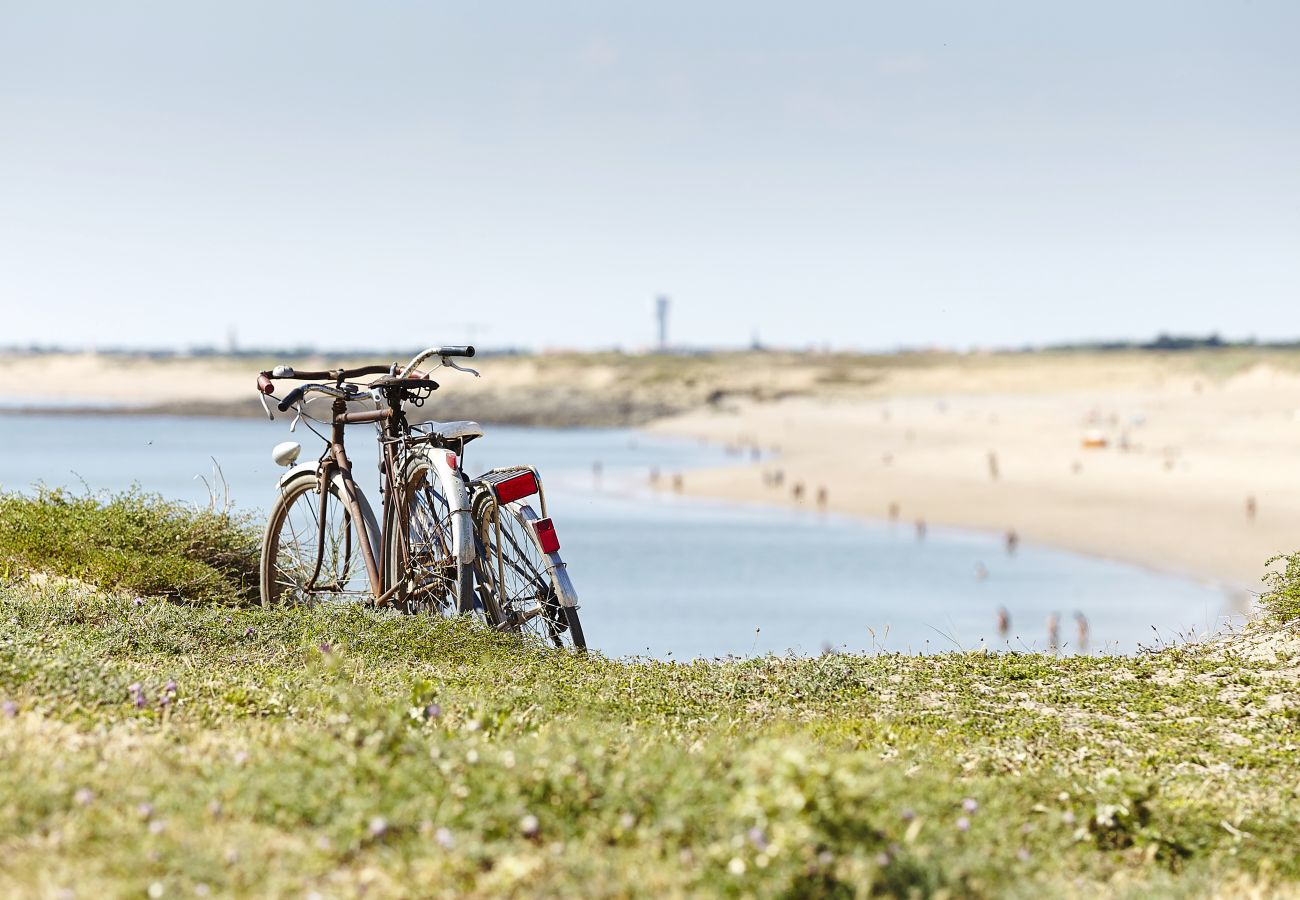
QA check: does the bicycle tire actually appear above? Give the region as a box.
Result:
[384,455,485,620]
[260,470,373,607]
[472,491,585,650]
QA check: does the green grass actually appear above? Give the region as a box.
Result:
[1,494,1299,896]
[1262,553,1300,626]
[0,489,259,604]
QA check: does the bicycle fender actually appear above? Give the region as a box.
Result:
[420,449,475,566]
[514,503,579,608]
[277,463,381,559]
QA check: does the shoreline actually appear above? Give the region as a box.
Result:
[646,466,1255,604]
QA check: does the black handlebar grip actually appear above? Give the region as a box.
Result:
[438,345,475,358]
[277,386,306,412]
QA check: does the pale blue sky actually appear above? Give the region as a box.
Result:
[1,1,1297,351]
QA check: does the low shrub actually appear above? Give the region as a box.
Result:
[0,488,259,604]
[1261,552,1300,624]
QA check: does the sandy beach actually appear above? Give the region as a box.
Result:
[4,349,1299,590]
[647,356,1300,593]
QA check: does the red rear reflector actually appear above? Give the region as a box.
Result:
[531,517,560,553]
[495,471,538,504]
[445,452,459,469]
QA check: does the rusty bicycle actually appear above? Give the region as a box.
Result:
[253,345,585,650]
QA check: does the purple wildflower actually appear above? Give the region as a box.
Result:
[129,683,146,709]
[74,787,94,806]
[1017,847,1031,862]
[133,597,144,607]
[1,700,16,718]
[434,827,454,849]
[875,851,891,867]
[962,798,979,814]
[318,642,333,655]
[137,802,154,819]
[368,816,389,838]
[900,807,915,822]
[424,703,442,720]
[244,627,255,637]
[956,816,971,832]
[746,826,768,851]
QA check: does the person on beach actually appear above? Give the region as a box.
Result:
[792,482,804,502]
[1005,529,1019,555]
[816,486,828,509]
[1246,495,1257,522]
[915,518,927,540]
[888,502,900,521]
[1074,611,1089,653]
[996,606,1010,639]
[987,451,999,481]
[1047,613,1060,654]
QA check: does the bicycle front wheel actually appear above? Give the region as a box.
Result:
[473,493,585,650]
[261,470,374,607]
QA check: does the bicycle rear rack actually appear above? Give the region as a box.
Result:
[475,465,548,518]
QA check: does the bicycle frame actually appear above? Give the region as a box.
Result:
[288,397,478,608]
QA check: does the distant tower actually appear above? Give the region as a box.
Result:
[655,295,670,351]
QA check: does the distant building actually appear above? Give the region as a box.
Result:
[655,295,670,351]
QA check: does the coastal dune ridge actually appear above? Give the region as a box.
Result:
[4,347,1298,593]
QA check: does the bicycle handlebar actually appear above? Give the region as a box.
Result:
[276,383,357,412]
[257,345,474,417]
[275,378,440,414]
[398,345,476,378]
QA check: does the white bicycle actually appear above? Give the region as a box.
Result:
[253,345,585,650]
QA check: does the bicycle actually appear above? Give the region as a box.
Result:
[253,345,586,650]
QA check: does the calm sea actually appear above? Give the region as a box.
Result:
[0,414,1233,657]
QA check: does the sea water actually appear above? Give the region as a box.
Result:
[0,414,1233,658]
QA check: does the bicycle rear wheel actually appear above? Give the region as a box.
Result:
[473,493,585,650]
[261,470,373,606]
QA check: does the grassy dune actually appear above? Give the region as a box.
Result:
[1,493,1299,897]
